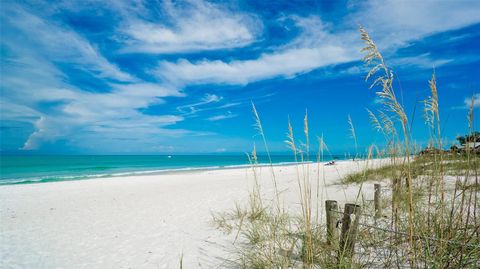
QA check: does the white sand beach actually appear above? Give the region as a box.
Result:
[0,159,388,269]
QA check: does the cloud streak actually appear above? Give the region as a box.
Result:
[176,94,224,115]
[464,94,480,109]
[353,0,480,49]
[207,112,238,121]
[119,0,261,54]
[2,4,133,82]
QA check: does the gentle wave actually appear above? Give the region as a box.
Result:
[0,161,314,185]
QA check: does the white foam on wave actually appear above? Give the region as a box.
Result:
[0,160,318,185]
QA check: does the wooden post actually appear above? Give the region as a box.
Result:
[338,203,361,262]
[325,200,338,245]
[374,184,382,219]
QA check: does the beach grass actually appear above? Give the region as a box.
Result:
[213,27,480,268]
[340,154,480,185]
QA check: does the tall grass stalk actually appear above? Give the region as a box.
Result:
[252,103,281,210]
[360,26,416,267]
[348,115,359,159]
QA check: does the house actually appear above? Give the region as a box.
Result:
[458,142,480,152]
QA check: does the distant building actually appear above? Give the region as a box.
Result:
[419,145,443,155]
[449,145,461,154]
[459,142,480,152]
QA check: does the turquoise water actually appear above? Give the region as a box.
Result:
[0,155,341,185]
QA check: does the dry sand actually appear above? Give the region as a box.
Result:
[0,159,388,269]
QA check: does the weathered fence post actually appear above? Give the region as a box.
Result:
[374,184,382,219]
[325,200,338,245]
[338,203,361,263]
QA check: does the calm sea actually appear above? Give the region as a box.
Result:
[0,155,341,185]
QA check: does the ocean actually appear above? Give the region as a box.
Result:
[0,154,342,185]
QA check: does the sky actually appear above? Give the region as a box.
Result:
[1,0,479,155]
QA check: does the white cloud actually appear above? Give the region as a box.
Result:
[207,112,238,121]
[18,82,186,150]
[389,53,453,69]
[353,0,480,49]
[158,46,355,85]
[0,101,41,123]
[202,94,222,103]
[464,94,480,109]
[451,94,480,110]
[177,93,223,115]
[155,17,359,85]
[2,4,133,82]
[119,0,261,54]
[15,78,189,150]
[217,102,242,109]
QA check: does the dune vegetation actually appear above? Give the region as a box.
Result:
[213,28,480,268]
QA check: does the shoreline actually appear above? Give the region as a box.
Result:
[0,159,342,186]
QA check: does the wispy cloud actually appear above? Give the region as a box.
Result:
[464,94,480,109]
[157,46,355,85]
[155,16,358,85]
[217,102,242,109]
[2,4,133,82]
[118,0,261,54]
[19,83,186,150]
[0,101,41,123]
[177,93,223,115]
[353,0,480,49]
[450,94,480,110]
[207,112,238,121]
[389,53,453,69]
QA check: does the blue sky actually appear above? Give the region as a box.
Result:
[1,0,479,154]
